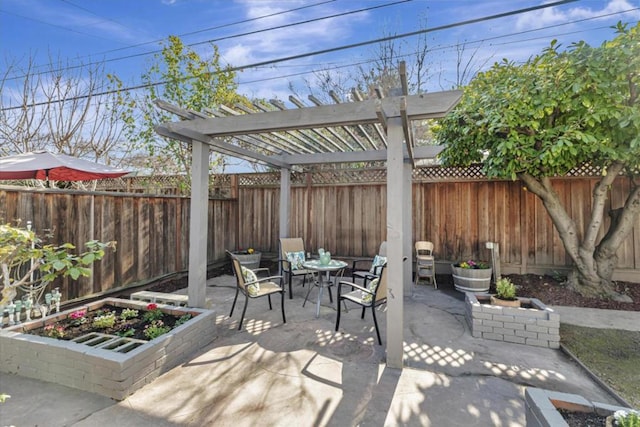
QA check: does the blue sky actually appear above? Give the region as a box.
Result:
[1,0,639,104]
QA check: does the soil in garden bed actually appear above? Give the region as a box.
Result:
[558,408,607,427]
[28,304,191,341]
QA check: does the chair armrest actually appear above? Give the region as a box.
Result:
[245,275,284,286]
[337,280,370,295]
[253,267,271,278]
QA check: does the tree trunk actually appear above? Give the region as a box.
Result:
[566,265,616,298]
[518,166,639,300]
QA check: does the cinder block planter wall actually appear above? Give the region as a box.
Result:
[465,293,560,348]
[0,298,216,400]
[525,388,631,427]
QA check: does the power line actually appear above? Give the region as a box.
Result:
[0,8,122,44]
[0,0,586,112]
[58,0,134,33]
[97,0,338,56]
[235,19,637,88]
[3,0,376,81]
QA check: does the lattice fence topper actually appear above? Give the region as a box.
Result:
[4,163,604,196]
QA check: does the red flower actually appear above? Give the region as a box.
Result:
[147,303,158,310]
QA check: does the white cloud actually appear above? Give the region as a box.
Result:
[515,0,640,30]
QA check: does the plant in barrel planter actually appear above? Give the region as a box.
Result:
[451,259,492,293]
[232,248,262,270]
[490,277,521,307]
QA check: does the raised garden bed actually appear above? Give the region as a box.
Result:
[525,387,632,427]
[465,293,560,348]
[0,297,216,400]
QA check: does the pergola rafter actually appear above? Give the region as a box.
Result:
[155,63,462,369]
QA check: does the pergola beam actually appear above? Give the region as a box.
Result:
[280,145,444,165]
[156,125,291,169]
[163,91,462,137]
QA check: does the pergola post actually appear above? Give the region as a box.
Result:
[187,140,209,308]
[386,116,405,369]
[279,168,291,238]
[403,161,413,294]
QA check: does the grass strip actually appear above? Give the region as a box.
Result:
[560,324,640,408]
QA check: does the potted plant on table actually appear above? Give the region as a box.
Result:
[490,277,521,307]
[451,259,492,292]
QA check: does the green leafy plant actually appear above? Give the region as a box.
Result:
[92,312,116,329]
[495,278,517,300]
[120,308,139,320]
[0,394,9,403]
[0,222,116,306]
[615,409,640,427]
[143,320,170,340]
[117,328,135,338]
[175,314,192,327]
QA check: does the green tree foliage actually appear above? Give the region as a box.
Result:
[436,23,640,298]
[111,36,249,179]
[0,223,116,306]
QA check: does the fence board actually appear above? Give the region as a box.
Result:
[1,169,638,301]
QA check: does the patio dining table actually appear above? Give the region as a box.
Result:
[302,259,348,318]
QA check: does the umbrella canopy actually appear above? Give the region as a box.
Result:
[0,151,129,181]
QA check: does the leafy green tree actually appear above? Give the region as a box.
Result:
[436,23,640,299]
[0,222,115,306]
[111,36,249,179]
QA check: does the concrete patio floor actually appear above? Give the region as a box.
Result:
[0,274,627,426]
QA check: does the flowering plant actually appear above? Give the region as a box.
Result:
[455,260,490,269]
[44,324,66,338]
[234,248,255,255]
[143,303,164,322]
[615,409,640,427]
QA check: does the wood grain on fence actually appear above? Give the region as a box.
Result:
[1,171,638,301]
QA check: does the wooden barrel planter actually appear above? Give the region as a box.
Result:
[451,265,492,292]
[232,251,262,270]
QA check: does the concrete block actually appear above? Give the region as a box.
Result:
[537,319,559,328]
[493,314,515,323]
[515,329,538,339]
[526,324,549,333]
[484,320,504,328]
[537,333,558,342]
[504,335,526,344]
[503,322,525,330]
[493,327,516,336]
[483,333,504,341]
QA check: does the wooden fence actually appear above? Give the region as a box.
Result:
[1,166,638,301]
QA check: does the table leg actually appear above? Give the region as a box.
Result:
[316,276,323,318]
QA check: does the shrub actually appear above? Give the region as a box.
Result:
[495,278,517,300]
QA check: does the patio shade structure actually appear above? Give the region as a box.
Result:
[155,63,462,369]
[0,151,129,182]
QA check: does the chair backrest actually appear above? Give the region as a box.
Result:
[415,241,434,256]
[375,266,388,303]
[279,237,305,261]
[230,257,246,291]
[378,241,387,257]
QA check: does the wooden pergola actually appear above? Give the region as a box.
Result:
[156,65,461,368]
